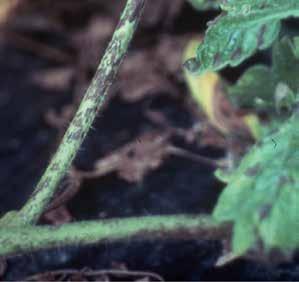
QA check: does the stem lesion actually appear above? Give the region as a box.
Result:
[0,0,227,259]
[16,0,147,226]
[0,215,228,257]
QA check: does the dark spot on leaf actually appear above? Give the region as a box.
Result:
[245,164,260,177]
[257,24,267,48]
[278,175,291,187]
[259,204,272,220]
[213,52,221,66]
[271,138,277,148]
[231,47,242,61]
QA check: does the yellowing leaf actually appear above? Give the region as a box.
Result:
[183,38,229,134]
[183,38,261,139]
[242,114,262,140]
[185,0,299,74]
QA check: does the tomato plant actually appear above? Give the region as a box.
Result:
[1,0,299,263]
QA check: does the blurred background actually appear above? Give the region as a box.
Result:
[1,1,299,280]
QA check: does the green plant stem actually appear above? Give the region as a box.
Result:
[17,0,146,225]
[0,215,228,257]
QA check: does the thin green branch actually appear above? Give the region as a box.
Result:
[0,215,228,258]
[17,0,146,225]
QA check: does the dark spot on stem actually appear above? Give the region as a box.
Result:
[73,116,84,128]
[129,0,145,22]
[31,177,52,199]
[67,130,83,143]
[84,107,97,123]
[50,163,60,171]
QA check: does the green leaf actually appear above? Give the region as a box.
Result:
[213,113,299,255]
[273,37,299,91]
[185,0,299,74]
[187,0,219,10]
[292,36,299,57]
[229,37,299,111]
[229,65,275,109]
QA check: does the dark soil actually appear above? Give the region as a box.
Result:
[1,1,299,281]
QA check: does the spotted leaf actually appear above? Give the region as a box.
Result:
[213,113,299,256]
[183,37,262,139]
[185,0,299,74]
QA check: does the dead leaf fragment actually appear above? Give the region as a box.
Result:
[0,0,20,25]
[43,205,72,225]
[79,131,171,183]
[32,67,74,91]
[119,35,189,102]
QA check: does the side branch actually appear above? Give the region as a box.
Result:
[0,215,228,257]
[18,0,146,225]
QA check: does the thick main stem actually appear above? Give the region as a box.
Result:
[18,0,146,225]
[0,215,227,257]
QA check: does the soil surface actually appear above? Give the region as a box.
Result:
[1,1,299,281]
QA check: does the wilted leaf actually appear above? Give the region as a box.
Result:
[229,37,299,111]
[185,0,299,74]
[213,113,299,256]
